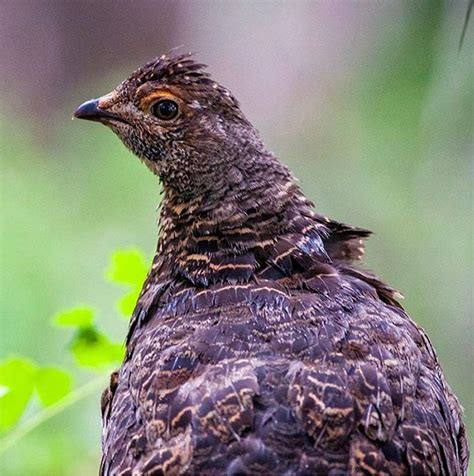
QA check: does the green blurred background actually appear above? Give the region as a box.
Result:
[0,1,472,474]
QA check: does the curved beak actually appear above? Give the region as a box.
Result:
[74,99,128,124]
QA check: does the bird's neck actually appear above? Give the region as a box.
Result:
[151,154,328,286]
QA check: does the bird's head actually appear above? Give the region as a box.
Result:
[74,53,262,197]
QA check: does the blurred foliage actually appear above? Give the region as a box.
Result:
[0,2,472,475]
[0,358,71,431]
[107,249,149,317]
[0,249,147,461]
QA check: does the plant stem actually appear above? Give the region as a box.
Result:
[0,375,106,455]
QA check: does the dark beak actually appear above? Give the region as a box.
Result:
[74,99,128,124]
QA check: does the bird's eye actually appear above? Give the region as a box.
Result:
[151,99,179,120]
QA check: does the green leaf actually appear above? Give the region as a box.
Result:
[70,327,125,370]
[118,288,140,317]
[35,367,72,406]
[52,307,95,328]
[106,248,148,318]
[0,357,37,431]
[107,249,148,287]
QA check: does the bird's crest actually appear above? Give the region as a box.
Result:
[126,52,211,88]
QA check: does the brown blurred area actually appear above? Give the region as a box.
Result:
[1,1,178,120]
[1,0,403,141]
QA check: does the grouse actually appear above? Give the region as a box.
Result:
[74,53,468,475]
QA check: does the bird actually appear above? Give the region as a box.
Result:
[74,53,469,475]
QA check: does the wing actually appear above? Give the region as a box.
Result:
[100,277,467,475]
[285,300,468,475]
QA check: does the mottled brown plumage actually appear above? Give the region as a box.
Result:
[75,53,468,475]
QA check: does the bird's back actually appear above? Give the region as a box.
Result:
[101,257,467,475]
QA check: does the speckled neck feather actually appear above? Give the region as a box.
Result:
[157,151,325,285]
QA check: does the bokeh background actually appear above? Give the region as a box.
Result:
[1,1,472,474]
